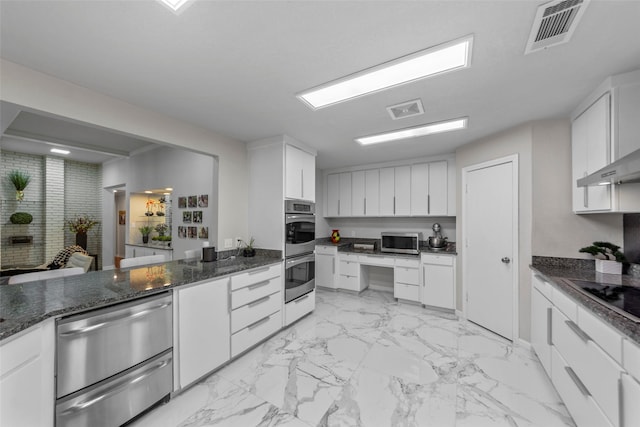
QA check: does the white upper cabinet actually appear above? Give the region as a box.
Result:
[285,144,316,202]
[571,69,640,213]
[324,156,454,217]
[411,161,448,216]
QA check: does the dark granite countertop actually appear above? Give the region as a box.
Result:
[315,238,457,256]
[531,257,639,344]
[0,250,282,341]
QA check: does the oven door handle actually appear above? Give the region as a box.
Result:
[286,254,315,269]
[285,215,316,224]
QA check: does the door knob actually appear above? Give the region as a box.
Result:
[501,257,511,264]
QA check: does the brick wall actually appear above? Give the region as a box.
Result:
[45,157,65,262]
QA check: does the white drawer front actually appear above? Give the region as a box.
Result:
[622,373,640,427]
[394,283,420,302]
[339,260,359,277]
[285,291,315,326]
[315,245,337,255]
[340,253,358,262]
[532,273,553,300]
[553,308,622,426]
[395,266,419,285]
[232,276,281,309]
[340,275,361,292]
[578,305,623,363]
[552,287,577,322]
[231,311,282,357]
[231,264,281,291]
[231,291,281,333]
[360,255,395,267]
[421,254,453,266]
[0,326,41,377]
[551,347,613,427]
[395,258,419,268]
[623,339,640,381]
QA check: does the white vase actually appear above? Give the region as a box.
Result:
[595,259,622,274]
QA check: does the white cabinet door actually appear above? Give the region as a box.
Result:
[339,172,352,217]
[379,167,395,216]
[410,163,429,215]
[411,161,448,216]
[394,166,411,215]
[177,278,230,389]
[364,169,380,216]
[428,160,448,215]
[572,94,611,212]
[326,173,340,217]
[352,170,365,216]
[285,144,315,201]
[422,256,455,310]
[315,252,337,289]
[622,373,640,427]
[531,286,552,376]
[0,320,54,427]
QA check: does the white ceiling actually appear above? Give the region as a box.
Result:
[1,0,639,169]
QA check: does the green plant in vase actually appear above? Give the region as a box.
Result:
[139,225,153,244]
[8,170,31,202]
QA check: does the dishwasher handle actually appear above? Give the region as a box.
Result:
[59,301,172,337]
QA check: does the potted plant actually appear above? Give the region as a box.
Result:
[145,199,156,216]
[579,241,626,274]
[138,225,153,244]
[10,212,33,224]
[242,237,256,257]
[8,170,31,202]
[65,214,99,250]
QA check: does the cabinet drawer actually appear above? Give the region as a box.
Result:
[231,276,281,309]
[551,347,613,427]
[394,283,420,302]
[231,291,281,333]
[553,308,622,426]
[623,339,640,380]
[340,253,358,262]
[0,325,41,377]
[578,305,622,363]
[360,255,394,267]
[231,264,281,291]
[395,258,420,268]
[231,311,282,357]
[552,287,577,322]
[315,245,337,255]
[394,266,419,285]
[339,260,359,277]
[622,373,640,427]
[532,273,553,300]
[339,275,361,292]
[285,291,315,326]
[421,254,453,266]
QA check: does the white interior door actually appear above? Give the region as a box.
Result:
[464,157,517,340]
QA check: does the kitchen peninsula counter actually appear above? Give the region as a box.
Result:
[531,256,640,344]
[0,250,282,341]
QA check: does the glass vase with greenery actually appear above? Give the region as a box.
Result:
[8,170,31,202]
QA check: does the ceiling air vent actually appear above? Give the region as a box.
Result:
[525,0,590,54]
[386,99,425,120]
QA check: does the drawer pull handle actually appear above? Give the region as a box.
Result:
[294,294,310,304]
[248,280,270,290]
[565,366,590,396]
[546,307,552,345]
[565,320,591,342]
[248,266,271,275]
[248,295,270,308]
[247,315,270,330]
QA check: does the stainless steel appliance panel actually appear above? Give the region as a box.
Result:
[380,232,422,255]
[285,213,316,257]
[55,349,172,427]
[56,292,173,398]
[284,254,315,303]
[285,199,316,214]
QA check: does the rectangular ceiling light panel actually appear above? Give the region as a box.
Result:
[298,35,473,109]
[356,117,467,145]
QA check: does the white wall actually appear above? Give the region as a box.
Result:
[0,59,248,256]
[322,217,456,243]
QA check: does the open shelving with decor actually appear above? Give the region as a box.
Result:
[128,192,172,248]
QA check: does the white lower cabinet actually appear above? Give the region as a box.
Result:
[531,281,552,376]
[394,258,420,302]
[421,254,455,309]
[176,278,230,389]
[125,244,173,261]
[232,311,282,357]
[315,245,337,289]
[338,254,364,292]
[0,319,55,427]
[621,373,640,427]
[285,290,316,325]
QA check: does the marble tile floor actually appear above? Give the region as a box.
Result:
[132,289,575,427]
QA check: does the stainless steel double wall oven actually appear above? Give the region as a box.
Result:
[284,200,315,303]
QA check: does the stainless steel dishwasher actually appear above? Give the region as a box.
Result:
[55,292,173,427]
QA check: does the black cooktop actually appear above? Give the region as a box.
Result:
[568,280,640,321]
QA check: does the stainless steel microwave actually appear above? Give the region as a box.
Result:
[380,232,422,255]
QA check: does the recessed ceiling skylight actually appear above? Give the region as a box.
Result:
[298,35,473,109]
[157,0,192,13]
[355,118,468,145]
[50,148,70,155]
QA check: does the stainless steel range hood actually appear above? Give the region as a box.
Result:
[577,148,640,187]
